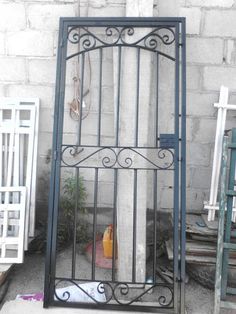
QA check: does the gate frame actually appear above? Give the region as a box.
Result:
[44,17,186,314]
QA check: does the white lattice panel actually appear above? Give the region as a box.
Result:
[0,98,40,249]
[204,86,236,222]
[0,187,26,263]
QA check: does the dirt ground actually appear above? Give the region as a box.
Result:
[1,247,236,314]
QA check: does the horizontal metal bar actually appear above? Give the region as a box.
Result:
[62,16,185,26]
[60,165,175,171]
[227,287,236,295]
[226,190,236,196]
[52,300,175,313]
[61,144,176,149]
[66,45,175,62]
[228,143,236,149]
[54,277,174,287]
[221,300,236,310]
[223,242,236,250]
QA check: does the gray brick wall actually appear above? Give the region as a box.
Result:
[176,0,236,212]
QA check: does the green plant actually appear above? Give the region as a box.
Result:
[60,176,89,245]
[29,176,89,254]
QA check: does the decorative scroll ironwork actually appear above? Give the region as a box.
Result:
[61,146,174,170]
[67,26,175,60]
[54,279,173,307]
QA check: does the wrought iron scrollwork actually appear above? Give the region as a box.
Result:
[67,26,175,60]
[54,279,173,307]
[61,146,174,170]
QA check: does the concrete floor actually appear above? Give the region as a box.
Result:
[1,248,236,314]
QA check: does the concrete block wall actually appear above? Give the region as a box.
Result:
[178,0,236,211]
[0,0,236,218]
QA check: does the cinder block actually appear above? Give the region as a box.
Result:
[186,188,208,211]
[187,65,201,90]
[28,59,56,84]
[160,187,174,209]
[226,40,236,64]
[0,57,26,82]
[158,171,174,187]
[79,112,114,137]
[38,107,54,132]
[38,132,52,157]
[98,182,114,206]
[191,167,212,189]
[187,38,224,64]
[203,66,236,91]
[79,168,114,183]
[179,7,201,34]
[28,4,75,30]
[106,0,126,4]
[204,10,236,37]
[0,85,5,96]
[193,117,217,143]
[186,0,234,7]
[0,3,26,31]
[7,84,54,108]
[186,117,194,141]
[229,93,236,104]
[0,33,4,54]
[63,110,80,134]
[101,59,114,88]
[7,31,53,57]
[187,92,218,117]
[89,86,114,113]
[85,0,107,8]
[88,5,125,16]
[188,142,211,166]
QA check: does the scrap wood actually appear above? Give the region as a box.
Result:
[190,234,217,243]
[201,214,218,230]
[156,265,173,284]
[186,214,217,236]
[165,239,236,266]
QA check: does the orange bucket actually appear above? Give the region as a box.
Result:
[103,224,113,259]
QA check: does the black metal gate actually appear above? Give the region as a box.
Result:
[44,17,186,313]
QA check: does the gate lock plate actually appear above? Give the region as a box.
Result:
[160,134,176,149]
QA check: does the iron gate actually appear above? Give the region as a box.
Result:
[44,17,186,313]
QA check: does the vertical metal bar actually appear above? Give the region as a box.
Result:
[112,169,118,282]
[180,19,186,314]
[91,49,102,279]
[72,168,79,279]
[78,53,85,146]
[92,168,98,280]
[135,48,140,147]
[221,129,236,299]
[98,48,103,146]
[115,46,121,146]
[214,135,228,314]
[155,53,159,146]
[132,169,137,283]
[133,49,139,282]
[113,46,121,281]
[173,22,180,312]
[153,169,157,284]
[44,19,68,308]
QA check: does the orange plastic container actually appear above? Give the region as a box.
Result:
[103,224,113,259]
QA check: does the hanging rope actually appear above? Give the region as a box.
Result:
[68,0,91,121]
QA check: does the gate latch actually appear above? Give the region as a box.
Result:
[160,134,176,149]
